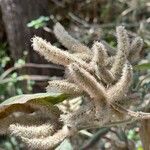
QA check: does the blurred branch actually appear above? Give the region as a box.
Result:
[68,12,90,27]
[0,63,64,80]
[68,12,146,29]
[112,104,150,120]
[43,26,53,33]
[50,0,65,7]
[79,118,135,130]
[0,75,51,84]
[135,74,150,90]
[80,128,109,150]
[68,12,149,28]
[79,130,93,138]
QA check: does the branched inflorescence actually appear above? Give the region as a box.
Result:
[5,23,150,149]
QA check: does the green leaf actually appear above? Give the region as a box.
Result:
[134,63,150,70]
[0,93,70,119]
[137,145,143,150]
[1,93,69,105]
[27,16,50,29]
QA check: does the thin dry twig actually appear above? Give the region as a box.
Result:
[0,63,64,80]
[0,75,51,84]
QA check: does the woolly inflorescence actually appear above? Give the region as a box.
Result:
[3,23,148,150]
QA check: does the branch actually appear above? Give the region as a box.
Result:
[112,104,150,120]
[0,75,51,84]
[80,128,109,150]
[0,63,64,80]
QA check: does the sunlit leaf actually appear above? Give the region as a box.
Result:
[27,16,50,29]
[137,146,143,150]
[134,63,150,70]
[0,93,70,119]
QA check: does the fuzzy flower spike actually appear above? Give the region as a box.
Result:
[4,23,150,150]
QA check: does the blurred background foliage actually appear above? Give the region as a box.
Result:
[0,0,149,149]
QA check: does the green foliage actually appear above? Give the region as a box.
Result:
[127,129,143,150]
[127,129,140,141]
[0,42,9,70]
[0,50,34,101]
[27,16,50,29]
[137,145,144,150]
[134,63,150,70]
